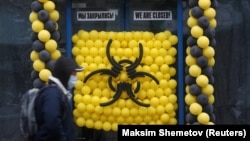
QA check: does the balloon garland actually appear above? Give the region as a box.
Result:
[185,0,218,125]
[29,0,61,88]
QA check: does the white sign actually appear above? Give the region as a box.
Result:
[77,11,116,21]
[133,11,172,21]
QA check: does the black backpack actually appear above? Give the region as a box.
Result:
[20,76,72,139]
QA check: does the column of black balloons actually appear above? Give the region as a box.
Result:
[185,0,218,125]
[29,0,61,88]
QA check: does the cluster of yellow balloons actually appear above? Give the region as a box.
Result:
[71,30,179,131]
[185,0,217,125]
[29,0,61,87]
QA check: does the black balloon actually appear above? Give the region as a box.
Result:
[188,0,198,8]
[45,20,57,32]
[197,94,209,106]
[191,6,203,18]
[198,16,210,29]
[38,10,50,22]
[32,40,45,52]
[202,66,213,77]
[185,66,190,74]
[46,60,56,71]
[51,30,61,41]
[33,78,46,89]
[186,36,197,46]
[31,32,38,41]
[209,113,216,122]
[208,75,215,84]
[189,84,201,96]
[209,38,216,47]
[39,50,51,62]
[30,70,39,81]
[31,1,43,12]
[196,56,208,68]
[203,104,214,114]
[192,122,200,125]
[204,27,215,39]
[211,0,219,8]
[185,74,196,85]
[186,113,197,124]
[190,45,202,57]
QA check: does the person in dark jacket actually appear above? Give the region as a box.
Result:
[33,56,84,141]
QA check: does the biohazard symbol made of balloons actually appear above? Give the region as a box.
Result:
[83,39,159,107]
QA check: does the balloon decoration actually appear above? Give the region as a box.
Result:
[27,0,219,131]
[185,0,218,125]
[71,30,178,131]
[29,0,61,88]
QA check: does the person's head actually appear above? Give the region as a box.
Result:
[53,56,84,89]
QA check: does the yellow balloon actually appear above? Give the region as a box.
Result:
[191,26,203,38]
[71,34,79,43]
[187,16,197,28]
[203,46,215,58]
[45,39,57,52]
[168,118,177,125]
[168,35,178,45]
[202,84,214,96]
[197,36,210,48]
[196,75,209,87]
[185,55,196,66]
[198,0,211,10]
[197,112,210,125]
[99,31,107,41]
[155,32,167,41]
[94,120,103,130]
[185,93,197,105]
[111,123,118,131]
[76,117,85,127]
[209,19,217,28]
[33,59,45,72]
[71,46,80,56]
[38,30,51,42]
[50,50,61,60]
[89,30,99,40]
[85,119,94,128]
[189,103,202,115]
[30,50,39,61]
[189,65,201,77]
[32,20,44,33]
[86,104,95,113]
[73,94,83,104]
[39,69,52,82]
[91,96,100,106]
[102,121,112,131]
[150,97,160,107]
[49,10,60,22]
[204,8,216,19]
[168,94,177,104]
[121,108,130,117]
[160,113,170,123]
[82,94,91,104]
[165,103,174,113]
[76,103,85,112]
[29,12,38,23]
[74,80,83,90]
[43,1,55,12]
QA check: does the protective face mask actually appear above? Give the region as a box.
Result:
[68,75,77,90]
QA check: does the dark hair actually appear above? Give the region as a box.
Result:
[53,56,78,88]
